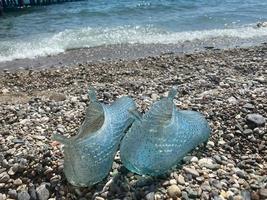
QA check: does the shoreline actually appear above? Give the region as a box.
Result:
[0,45,266,199]
[1,36,267,71]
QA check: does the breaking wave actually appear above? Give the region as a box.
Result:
[1,24,267,62]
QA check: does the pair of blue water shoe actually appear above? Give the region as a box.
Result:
[53,87,210,187]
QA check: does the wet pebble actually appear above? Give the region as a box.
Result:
[183,167,199,177]
[145,192,155,200]
[167,185,181,198]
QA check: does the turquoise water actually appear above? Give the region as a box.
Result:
[1,0,267,62]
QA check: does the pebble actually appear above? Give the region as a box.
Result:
[251,191,260,200]
[151,93,159,101]
[183,167,199,177]
[201,191,210,200]
[233,195,243,200]
[254,76,266,83]
[49,93,66,102]
[8,189,17,199]
[176,174,185,185]
[187,189,199,198]
[1,88,9,94]
[243,103,255,110]
[259,188,267,198]
[196,176,205,182]
[145,192,155,200]
[243,129,253,135]
[28,184,37,200]
[167,185,181,198]
[227,96,238,104]
[246,113,266,127]
[0,172,10,183]
[17,191,31,200]
[198,158,220,170]
[36,184,50,200]
[103,92,112,99]
[181,191,189,200]
[95,197,105,200]
[14,178,23,185]
[207,141,215,147]
[190,156,199,162]
[198,158,213,166]
[169,179,177,185]
[236,170,247,179]
[211,179,222,189]
[241,190,251,200]
[0,194,5,200]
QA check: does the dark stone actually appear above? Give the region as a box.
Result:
[236,170,247,179]
[187,189,199,198]
[246,114,265,127]
[0,172,10,183]
[241,190,251,200]
[210,179,222,189]
[29,185,37,200]
[13,138,25,144]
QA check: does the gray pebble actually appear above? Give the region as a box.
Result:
[236,170,247,179]
[145,192,155,200]
[211,179,222,189]
[18,191,31,200]
[29,184,37,200]
[8,189,17,199]
[187,188,199,198]
[184,167,199,177]
[0,172,10,183]
[241,190,251,200]
[243,103,255,110]
[181,191,189,200]
[36,184,50,200]
[246,113,265,127]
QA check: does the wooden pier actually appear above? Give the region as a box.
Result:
[0,0,80,13]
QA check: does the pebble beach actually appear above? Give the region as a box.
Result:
[0,45,266,200]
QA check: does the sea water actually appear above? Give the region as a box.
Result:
[0,0,267,62]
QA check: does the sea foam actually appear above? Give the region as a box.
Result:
[0,25,267,62]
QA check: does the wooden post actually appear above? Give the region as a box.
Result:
[12,0,17,7]
[18,0,24,7]
[0,0,3,16]
[2,0,6,7]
